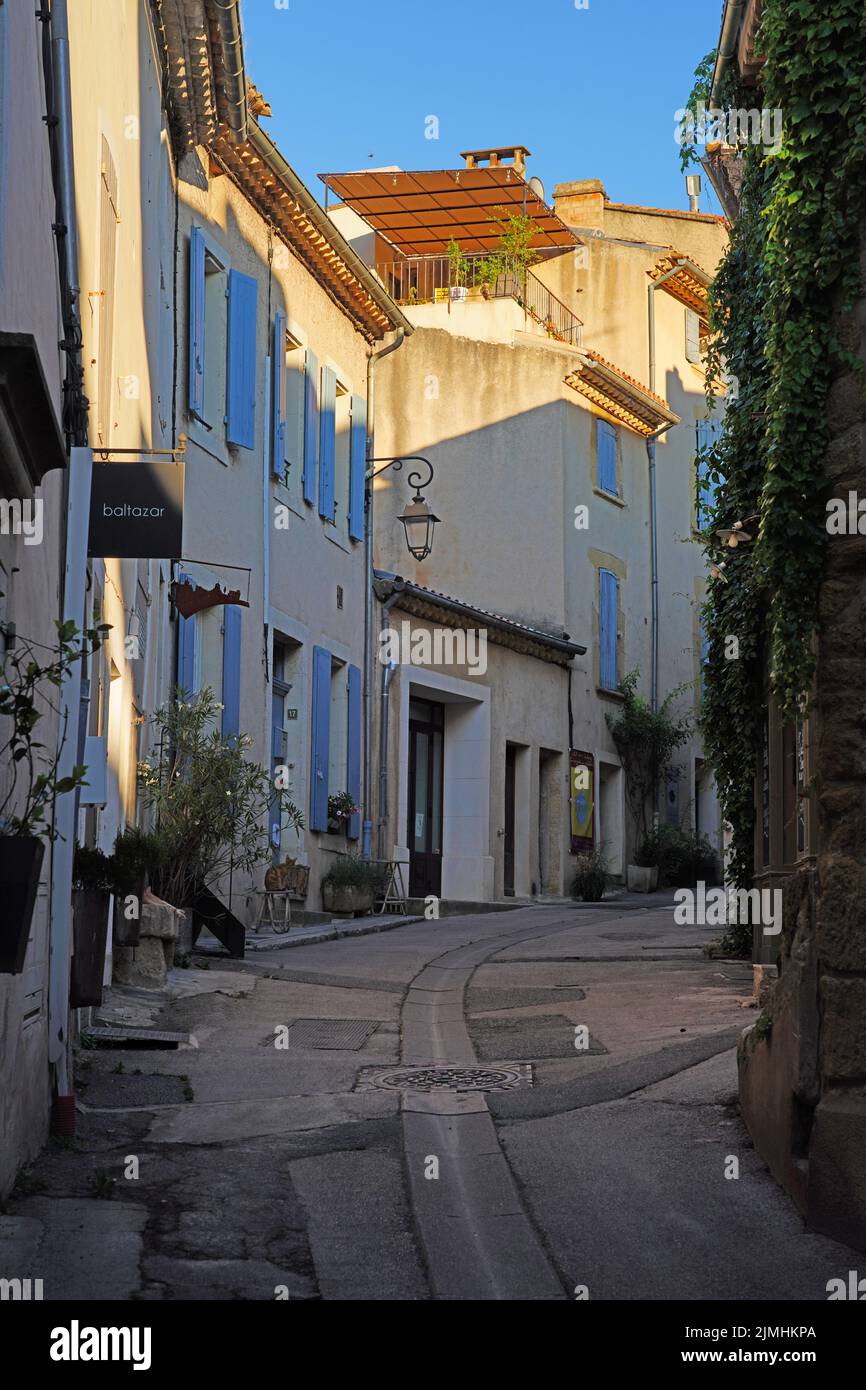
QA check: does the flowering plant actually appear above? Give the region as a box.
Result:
[328,791,359,824]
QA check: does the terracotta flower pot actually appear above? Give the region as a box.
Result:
[0,836,45,974]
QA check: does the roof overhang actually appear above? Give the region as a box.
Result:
[564,351,680,437]
[211,122,411,343]
[319,167,581,257]
[374,574,585,667]
[648,252,712,319]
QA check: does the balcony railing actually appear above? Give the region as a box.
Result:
[375,254,582,347]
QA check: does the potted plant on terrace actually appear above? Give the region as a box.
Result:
[605,671,692,893]
[0,620,108,974]
[322,854,387,916]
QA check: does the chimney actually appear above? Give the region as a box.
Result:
[553,179,607,229]
[461,145,531,178]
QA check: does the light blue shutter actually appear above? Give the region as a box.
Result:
[188,227,205,419]
[599,568,618,690]
[347,664,361,840]
[686,309,701,364]
[598,420,617,494]
[221,605,242,739]
[272,311,286,479]
[177,573,197,695]
[310,646,331,831]
[319,365,336,520]
[303,350,319,506]
[226,269,257,447]
[349,394,367,541]
[696,419,721,526]
[699,612,710,699]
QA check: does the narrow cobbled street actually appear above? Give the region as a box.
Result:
[2,901,857,1301]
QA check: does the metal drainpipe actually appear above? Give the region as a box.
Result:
[362,330,406,859]
[45,0,88,1122]
[377,590,401,859]
[646,265,685,713]
[710,0,746,109]
[211,0,247,144]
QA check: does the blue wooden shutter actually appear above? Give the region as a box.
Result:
[599,568,619,690]
[221,605,242,738]
[177,573,197,695]
[349,394,367,541]
[272,311,287,479]
[346,664,361,840]
[310,645,331,831]
[226,269,257,447]
[699,612,710,700]
[696,419,722,526]
[598,420,617,494]
[303,350,318,505]
[319,365,336,520]
[188,227,205,419]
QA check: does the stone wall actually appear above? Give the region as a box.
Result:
[739,219,866,1250]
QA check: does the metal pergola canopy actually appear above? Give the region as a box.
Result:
[319,166,581,257]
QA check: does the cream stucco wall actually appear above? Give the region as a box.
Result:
[0,0,67,1196]
[175,147,373,919]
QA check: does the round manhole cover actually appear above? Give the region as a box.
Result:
[360,1064,531,1093]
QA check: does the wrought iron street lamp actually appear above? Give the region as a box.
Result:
[367,455,440,562]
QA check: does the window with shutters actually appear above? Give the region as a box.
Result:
[96,136,119,445]
[598,567,620,692]
[328,658,348,796]
[283,330,305,505]
[333,380,351,539]
[270,637,303,854]
[685,309,702,366]
[202,249,228,436]
[596,418,619,498]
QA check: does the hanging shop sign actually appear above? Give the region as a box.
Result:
[88,461,184,559]
[570,749,595,852]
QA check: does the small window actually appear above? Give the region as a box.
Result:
[283,330,305,503]
[328,658,348,797]
[597,419,618,496]
[334,381,351,537]
[685,309,702,366]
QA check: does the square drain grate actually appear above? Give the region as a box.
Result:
[289,1018,380,1050]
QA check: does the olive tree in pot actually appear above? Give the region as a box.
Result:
[137,688,303,949]
[322,854,387,916]
[605,671,692,893]
[0,621,108,974]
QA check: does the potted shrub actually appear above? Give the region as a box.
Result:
[327,790,359,835]
[570,848,609,902]
[322,854,386,916]
[605,671,692,896]
[137,689,303,942]
[0,620,107,974]
[70,845,113,1006]
[110,825,164,947]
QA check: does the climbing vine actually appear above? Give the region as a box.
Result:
[692,0,866,887]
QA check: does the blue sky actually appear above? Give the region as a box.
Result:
[241,0,723,216]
